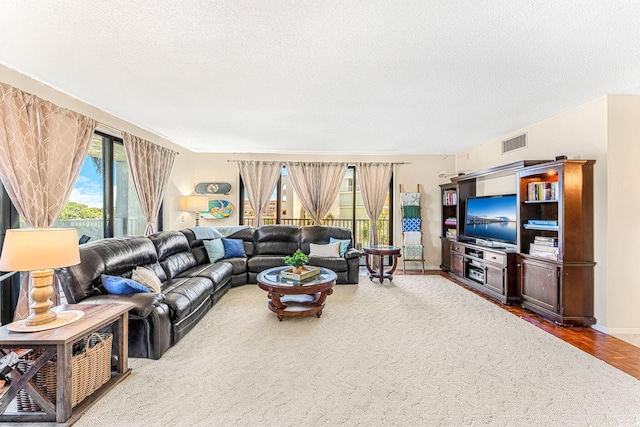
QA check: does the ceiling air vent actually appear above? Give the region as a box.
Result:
[502,133,527,154]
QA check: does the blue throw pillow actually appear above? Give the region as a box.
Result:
[101,274,150,295]
[222,238,246,258]
[203,238,225,262]
[329,237,350,257]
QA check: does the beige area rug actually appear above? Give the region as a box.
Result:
[77,275,640,427]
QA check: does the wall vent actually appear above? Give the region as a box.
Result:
[502,133,527,154]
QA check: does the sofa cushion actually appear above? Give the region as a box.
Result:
[203,238,225,262]
[176,262,233,292]
[227,227,256,257]
[222,238,246,258]
[101,274,150,295]
[308,256,348,272]
[309,242,340,257]
[132,267,162,293]
[300,226,354,254]
[247,255,287,273]
[254,225,301,256]
[329,237,350,257]
[220,257,248,276]
[161,276,214,321]
[148,231,198,280]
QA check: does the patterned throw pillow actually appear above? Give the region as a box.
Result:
[132,267,162,293]
[101,274,150,295]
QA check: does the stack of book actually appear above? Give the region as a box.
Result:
[445,228,457,239]
[443,190,457,206]
[444,217,457,226]
[529,236,559,260]
[527,181,559,201]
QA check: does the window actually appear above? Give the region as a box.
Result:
[240,165,393,252]
[52,131,147,240]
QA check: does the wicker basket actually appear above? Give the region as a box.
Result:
[16,332,113,411]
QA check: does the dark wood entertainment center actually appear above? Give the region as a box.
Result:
[439,160,596,326]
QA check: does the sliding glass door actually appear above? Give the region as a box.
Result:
[240,165,393,252]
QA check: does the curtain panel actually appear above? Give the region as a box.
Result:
[236,161,282,227]
[123,133,178,236]
[0,82,97,319]
[284,162,347,225]
[356,162,393,246]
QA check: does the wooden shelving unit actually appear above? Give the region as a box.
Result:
[517,160,596,326]
[438,159,595,326]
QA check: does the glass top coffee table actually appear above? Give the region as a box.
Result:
[257,266,337,321]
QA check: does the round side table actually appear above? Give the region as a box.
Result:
[363,245,401,283]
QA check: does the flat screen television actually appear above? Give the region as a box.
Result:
[464,195,517,245]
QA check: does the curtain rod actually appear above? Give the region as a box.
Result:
[226,160,409,165]
[97,122,180,155]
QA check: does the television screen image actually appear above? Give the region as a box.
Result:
[464,195,517,244]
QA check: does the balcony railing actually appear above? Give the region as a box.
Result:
[243,218,389,249]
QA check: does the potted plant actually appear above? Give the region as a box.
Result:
[284,249,309,274]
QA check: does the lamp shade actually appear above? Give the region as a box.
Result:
[0,228,80,272]
[181,195,209,213]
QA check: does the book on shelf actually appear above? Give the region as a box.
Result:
[523,223,559,231]
[443,190,457,206]
[527,181,558,201]
[444,217,457,225]
[533,236,558,246]
[528,219,558,226]
[445,229,457,239]
[529,250,559,260]
[530,243,559,253]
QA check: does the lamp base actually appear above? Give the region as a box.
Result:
[7,310,85,333]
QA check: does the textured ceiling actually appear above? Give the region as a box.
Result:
[1,1,639,155]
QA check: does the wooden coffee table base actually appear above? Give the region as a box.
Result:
[257,266,337,321]
[268,289,333,321]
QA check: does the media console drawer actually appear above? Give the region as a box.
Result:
[451,243,464,254]
[484,252,506,265]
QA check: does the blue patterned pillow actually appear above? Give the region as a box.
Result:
[101,274,150,295]
[222,238,246,258]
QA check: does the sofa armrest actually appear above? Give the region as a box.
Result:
[345,248,362,260]
[78,293,165,319]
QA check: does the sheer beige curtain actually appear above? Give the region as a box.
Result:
[284,162,347,225]
[123,133,178,236]
[357,162,393,246]
[0,82,97,319]
[237,161,282,227]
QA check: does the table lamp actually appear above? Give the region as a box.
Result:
[181,195,209,226]
[0,228,82,330]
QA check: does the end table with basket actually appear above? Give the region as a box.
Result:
[0,303,132,424]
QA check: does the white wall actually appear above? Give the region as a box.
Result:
[605,95,640,333]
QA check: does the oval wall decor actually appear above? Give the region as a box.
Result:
[201,199,234,219]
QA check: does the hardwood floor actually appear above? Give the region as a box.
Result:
[393,269,640,381]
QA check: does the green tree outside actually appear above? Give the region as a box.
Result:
[58,201,103,220]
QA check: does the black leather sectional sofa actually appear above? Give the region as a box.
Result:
[57,225,361,360]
